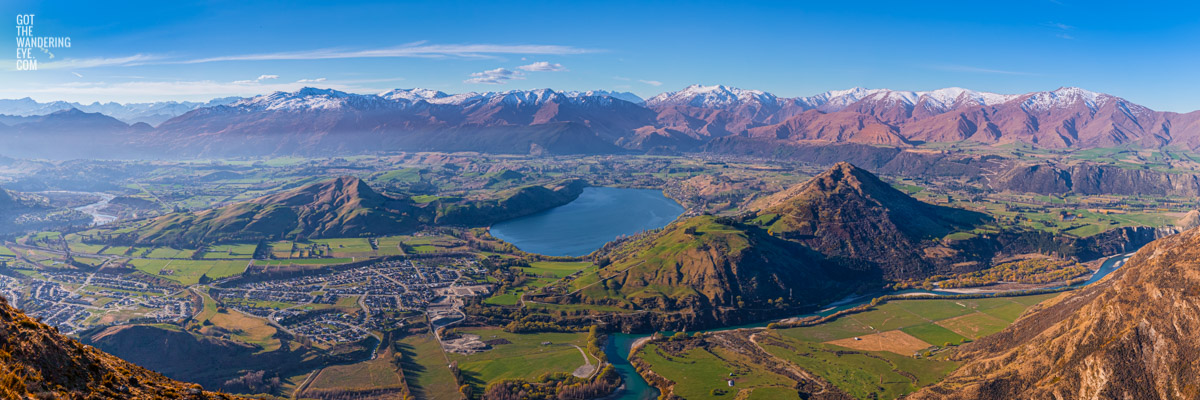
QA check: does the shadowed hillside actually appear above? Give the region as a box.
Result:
[83,323,375,395]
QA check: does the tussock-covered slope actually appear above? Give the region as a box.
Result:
[911,227,1200,399]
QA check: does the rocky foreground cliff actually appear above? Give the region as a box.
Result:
[0,296,239,399]
[910,227,1200,399]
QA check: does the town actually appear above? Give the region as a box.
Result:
[0,256,491,345]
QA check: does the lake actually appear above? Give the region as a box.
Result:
[489,186,685,257]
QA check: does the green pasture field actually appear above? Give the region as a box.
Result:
[252,258,352,267]
[639,341,796,399]
[130,259,249,285]
[202,244,258,259]
[758,337,959,400]
[397,330,461,400]
[448,328,589,394]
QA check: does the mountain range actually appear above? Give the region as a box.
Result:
[5,85,1200,158]
[0,96,239,125]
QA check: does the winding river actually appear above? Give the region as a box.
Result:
[38,190,117,226]
[488,187,1136,399]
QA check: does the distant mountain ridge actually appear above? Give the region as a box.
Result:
[0,96,239,125]
[5,85,1200,158]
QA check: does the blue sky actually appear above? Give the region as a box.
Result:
[3,0,1200,111]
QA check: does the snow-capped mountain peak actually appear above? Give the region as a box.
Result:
[797,87,887,111]
[492,88,565,106]
[564,90,644,105]
[835,87,1018,112]
[236,87,391,111]
[1021,86,1108,112]
[378,88,450,102]
[647,84,778,108]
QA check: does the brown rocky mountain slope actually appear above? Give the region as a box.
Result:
[0,296,239,399]
[910,227,1200,399]
[754,162,988,280]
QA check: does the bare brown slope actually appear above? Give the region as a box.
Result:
[910,228,1200,400]
[0,296,239,399]
[756,162,987,280]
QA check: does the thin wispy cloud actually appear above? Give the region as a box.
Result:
[36,54,162,70]
[639,79,663,86]
[31,43,595,71]
[297,78,327,83]
[1043,22,1074,30]
[929,65,1038,76]
[1043,21,1075,39]
[178,42,597,64]
[464,68,524,84]
[518,61,567,72]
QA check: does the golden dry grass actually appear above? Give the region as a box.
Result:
[826,330,931,355]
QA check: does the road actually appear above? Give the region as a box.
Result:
[570,344,596,378]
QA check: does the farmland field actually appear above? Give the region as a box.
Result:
[640,293,1061,400]
[397,330,460,400]
[448,328,589,394]
[639,340,797,399]
[758,336,959,400]
[130,259,249,285]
